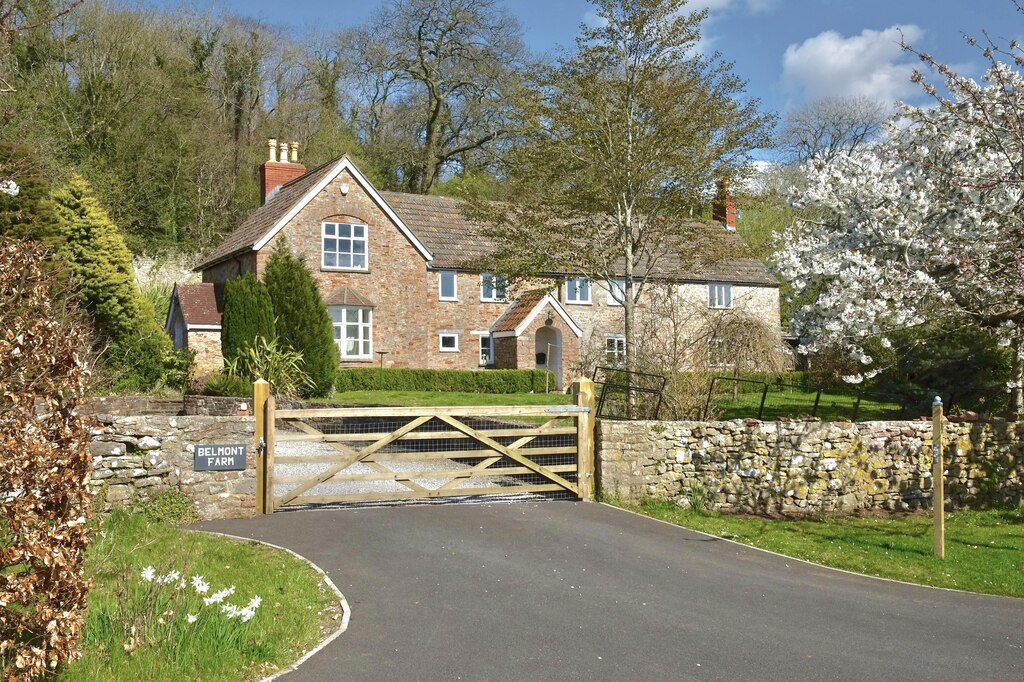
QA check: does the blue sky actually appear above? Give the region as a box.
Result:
[151,0,1021,124]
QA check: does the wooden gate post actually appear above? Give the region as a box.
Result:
[573,377,596,501]
[254,379,269,514]
[932,396,945,559]
[263,394,276,514]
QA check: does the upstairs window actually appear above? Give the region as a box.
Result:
[566,277,591,304]
[322,222,367,270]
[607,278,626,306]
[709,282,733,309]
[480,273,508,302]
[439,270,458,301]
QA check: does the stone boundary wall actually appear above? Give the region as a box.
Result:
[597,419,1024,514]
[88,414,256,520]
[80,396,183,416]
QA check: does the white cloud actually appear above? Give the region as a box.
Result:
[688,0,775,12]
[782,25,924,104]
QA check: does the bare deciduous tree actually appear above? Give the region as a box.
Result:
[777,95,891,164]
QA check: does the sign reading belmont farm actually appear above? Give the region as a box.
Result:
[194,444,247,471]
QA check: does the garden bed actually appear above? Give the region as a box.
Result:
[60,504,340,681]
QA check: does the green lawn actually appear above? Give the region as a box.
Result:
[60,508,337,681]
[623,499,1024,598]
[329,390,574,407]
[712,384,911,421]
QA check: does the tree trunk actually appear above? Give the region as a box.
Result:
[1013,334,1023,418]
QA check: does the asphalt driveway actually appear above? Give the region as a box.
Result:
[200,501,1023,681]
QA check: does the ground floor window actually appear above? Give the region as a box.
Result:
[605,335,626,365]
[479,335,493,366]
[329,306,372,359]
[439,332,460,352]
[708,336,733,368]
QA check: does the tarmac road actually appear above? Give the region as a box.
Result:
[200,501,1023,681]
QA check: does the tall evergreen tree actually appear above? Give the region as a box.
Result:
[221,272,276,363]
[263,242,338,397]
[0,141,61,245]
[52,174,172,388]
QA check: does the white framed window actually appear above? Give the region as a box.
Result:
[439,332,460,352]
[709,282,733,309]
[438,270,458,301]
[480,273,508,302]
[605,336,626,365]
[479,335,493,366]
[565,277,591,304]
[708,336,733,368]
[329,306,372,359]
[607,278,626,305]
[322,222,368,270]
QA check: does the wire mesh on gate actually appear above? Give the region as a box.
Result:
[270,407,581,508]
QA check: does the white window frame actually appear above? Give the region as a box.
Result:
[439,332,460,353]
[438,270,458,301]
[329,306,373,360]
[607,278,626,306]
[480,273,508,302]
[322,221,369,271]
[605,335,626,365]
[479,335,493,366]
[708,336,734,368]
[709,282,733,309]
[565,277,591,304]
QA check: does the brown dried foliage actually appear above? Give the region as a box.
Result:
[0,239,93,680]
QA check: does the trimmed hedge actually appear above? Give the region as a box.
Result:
[335,368,554,394]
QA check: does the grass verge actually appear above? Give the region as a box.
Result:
[329,390,574,407]
[60,509,338,681]
[620,498,1024,598]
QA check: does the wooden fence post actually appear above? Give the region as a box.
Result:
[264,393,276,514]
[932,396,945,559]
[253,379,269,514]
[574,377,596,501]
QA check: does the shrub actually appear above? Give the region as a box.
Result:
[197,372,255,398]
[0,240,94,680]
[225,336,314,398]
[0,141,62,245]
[263,242,338,397]
[221,273,276,364]
[135,491,199,526]
[335,367,552,393]
[52,175,176,390]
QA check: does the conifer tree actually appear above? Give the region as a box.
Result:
[264,241,338,397]
[0,141,62,245]
[221,272,277,363]
[52,174,172,388]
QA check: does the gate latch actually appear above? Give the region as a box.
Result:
[257,437,266,458]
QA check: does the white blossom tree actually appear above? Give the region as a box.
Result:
[774,40,1024,413]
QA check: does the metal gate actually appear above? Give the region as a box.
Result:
[254,382,595,511]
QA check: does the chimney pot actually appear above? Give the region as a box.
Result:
[279,141,290,164]
[268,138,278,163]
[290,141,299,163]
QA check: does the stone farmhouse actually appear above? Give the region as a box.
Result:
[167,140,780,388]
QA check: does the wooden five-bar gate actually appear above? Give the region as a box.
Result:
[253,379,595,511]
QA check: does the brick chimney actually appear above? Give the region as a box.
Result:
[260,139,306,204]
[712,178,737,231]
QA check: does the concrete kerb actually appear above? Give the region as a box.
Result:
[189,530,352,680]
[599,502,1024,602]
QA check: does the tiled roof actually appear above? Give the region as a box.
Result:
[175,283,222,326]
[197,152,777,287]
[196,158,341,270]
[490,289,548,333]
[381,191,777,286]
[324,285,376,307]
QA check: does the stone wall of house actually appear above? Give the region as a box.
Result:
[88,414,257,521]
[597,419,1024,514]
[189,329,224,375]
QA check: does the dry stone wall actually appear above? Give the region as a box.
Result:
[88,414,256,520]
[597,419,1024,514]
